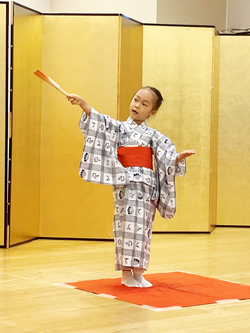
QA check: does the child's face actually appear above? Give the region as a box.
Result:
[129,89,157,125]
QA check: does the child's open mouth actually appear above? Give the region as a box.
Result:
[132,110,138,114]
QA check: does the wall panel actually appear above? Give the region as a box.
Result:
[0,3,7,246]
[143,26,216,232]
[157,0,226,30]
[227,0,250,29]
[217,36,250,226]
[11,5,42,245]
[39,15,120,239]
[210,33,220,230]
[118,17,143,121]
[13,0,51,13]
[51,0,157,24]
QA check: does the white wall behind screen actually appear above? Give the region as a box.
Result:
[50,0,157,23]
[227,0,250,29]
[11,0,51,12]
[157,0,227,30]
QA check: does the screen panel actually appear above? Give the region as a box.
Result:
[0,3,7,246]
[143,26,215,232]
[209,32,220,230]
[217,36,250,226]
[118,16,143,122]
[39,15,120,239]
[10,4,42,245]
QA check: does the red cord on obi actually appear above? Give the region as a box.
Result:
[117,146,153,170]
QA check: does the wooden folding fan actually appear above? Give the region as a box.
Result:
[34,69,69,97]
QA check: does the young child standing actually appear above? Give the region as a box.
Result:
[68,87,196,288]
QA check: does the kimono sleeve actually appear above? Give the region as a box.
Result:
[79,107,118,139]
[79,111,90,138]
[153,132,186,219]
[78,107,129,185]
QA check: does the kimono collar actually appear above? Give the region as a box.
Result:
[126,117,147,130]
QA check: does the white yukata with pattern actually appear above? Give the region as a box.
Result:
[79,108,186,271]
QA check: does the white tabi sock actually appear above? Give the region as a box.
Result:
[122,270,142,288]
[133,268,153,288]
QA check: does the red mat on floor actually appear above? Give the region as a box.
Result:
[66,271,250,310]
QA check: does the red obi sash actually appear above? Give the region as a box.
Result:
[117,146,153,170]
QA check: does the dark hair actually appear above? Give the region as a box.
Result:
[137,86,164,111]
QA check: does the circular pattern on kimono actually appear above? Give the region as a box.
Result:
[83,153,89,162]
[118,188,125,199]
[127,206,134,215]
[164,138,169,144]
[167,166,175,175]
[134,172,142,180]
[80,170,86,178]
[137,191,143,200]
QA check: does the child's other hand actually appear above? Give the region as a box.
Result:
[176,150,196,163]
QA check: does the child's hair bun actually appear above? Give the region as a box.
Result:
[142,86,164,110]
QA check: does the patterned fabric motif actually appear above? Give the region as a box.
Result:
[79,110,129,185]
[113,183,156,271]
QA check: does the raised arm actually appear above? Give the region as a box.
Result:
[67,94,91,115]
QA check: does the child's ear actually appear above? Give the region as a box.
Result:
[150,109,157,116]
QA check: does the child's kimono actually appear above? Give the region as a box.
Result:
[79,108,186,271]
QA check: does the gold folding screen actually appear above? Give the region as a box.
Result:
[11,5,42,245]
[143,26,218,232]
[10,5,249,244]
[11,8,219,241]
[0,3,7,246]
[217,36,250,226]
